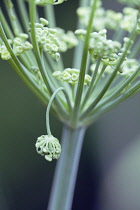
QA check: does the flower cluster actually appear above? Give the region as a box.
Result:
[35,135,61,161]
[102,37,133,66]
[101,58,139,76]
[105,10,123,30]
[120,7,139,32]
[29,18,78,61]
[30,18,60,61]
[89,29,121,59]
[120,58,139,76]
[0,33,32,60]
[77,3,139,32]
[77,2,106,31]
[75,29,121,61]
[53,68,92,85]
[56,28,78,52]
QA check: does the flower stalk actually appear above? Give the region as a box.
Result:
[48,126,86,210]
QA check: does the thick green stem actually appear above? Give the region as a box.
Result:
[48,126,86,210]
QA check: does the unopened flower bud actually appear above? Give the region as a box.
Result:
[35,135,61,161]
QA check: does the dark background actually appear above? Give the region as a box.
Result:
[0,0,140,209]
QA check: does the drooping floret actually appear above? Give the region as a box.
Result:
[36,135,61,161]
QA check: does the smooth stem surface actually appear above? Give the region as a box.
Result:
[73,0,90,69]
[46,87,72,136]
[71,0,98,125]
[46,88,64,136]
[48,126,86,210]
[81,57,101,110]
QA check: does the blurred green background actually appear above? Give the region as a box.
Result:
[0,0,140,209]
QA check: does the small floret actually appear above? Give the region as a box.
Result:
[35,135,61,161]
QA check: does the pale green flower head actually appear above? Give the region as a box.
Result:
[56,28,78,52]
[77,6,106,31]
[77,4,124,31]
[36,135,61,161]
[120,59,139,76]
[76,29,121,60]
[53,68,92,85]
[120,7,139,32]
[104,58,139,83]
[29,18,61,61]
[0,34,33,60]
[105,10,123,30]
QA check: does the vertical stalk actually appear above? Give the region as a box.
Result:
[81,57,101,110]
[71,0,98,126]
[44,5,56,28]
[48,125,86,210]
[73,0,91,69]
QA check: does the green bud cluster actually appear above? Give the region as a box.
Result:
[105,10,123,30]
[120,58,139,76]
[56,28,78,52]
[103,56,138,74]
[91,57,139,80]
[35,135,61,161]
[77,5,106,31]
[76,29,121,60]
[53,68,92,85]
[120,7,139,32]
[0,33,33,60]
[26,0,67,6]
[77,4,139,33]
[30,18,60,61]
[102,37,132,66]
[77,3,123,32]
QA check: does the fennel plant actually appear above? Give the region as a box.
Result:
[0,0,140,209]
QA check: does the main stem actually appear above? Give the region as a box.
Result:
[48,126,86,210]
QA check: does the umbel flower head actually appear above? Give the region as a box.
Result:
[53,68,91,85]
[0,33,33,60]
[77,2,139,32]
[36,135,61,161]
[0,0,140,137]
